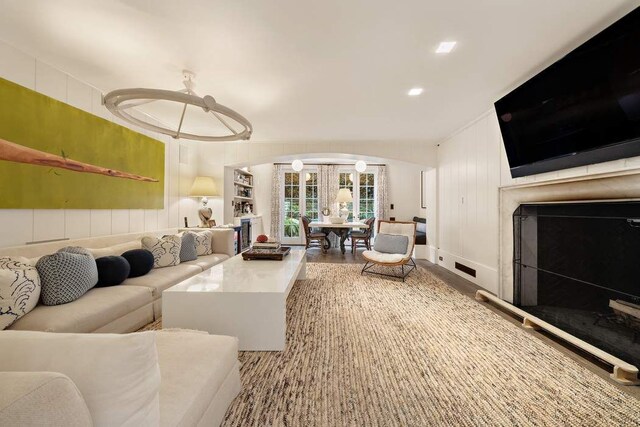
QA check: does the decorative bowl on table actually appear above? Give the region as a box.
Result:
[329,216,345,224]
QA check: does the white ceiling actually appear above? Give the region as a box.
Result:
[0,0,638,143]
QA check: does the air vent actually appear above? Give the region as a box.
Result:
[455,262,476,278]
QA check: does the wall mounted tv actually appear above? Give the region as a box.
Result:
[495,7,640,178]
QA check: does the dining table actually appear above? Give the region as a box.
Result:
[308,220,369,254]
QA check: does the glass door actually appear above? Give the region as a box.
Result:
[281,169,319,244]
[282,171,301,244]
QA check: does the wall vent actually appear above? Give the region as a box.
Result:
[455,262,476,277]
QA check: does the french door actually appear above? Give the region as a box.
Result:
[281,170,319,244]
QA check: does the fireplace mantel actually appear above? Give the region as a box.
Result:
[499,167,640,302]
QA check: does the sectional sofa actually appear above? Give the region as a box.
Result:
[0,228,241,426]
[1,227,235,333]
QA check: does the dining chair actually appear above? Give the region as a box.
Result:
[350,217,375,253]
[301,216,328,253]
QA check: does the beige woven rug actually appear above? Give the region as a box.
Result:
[142,263,640,426]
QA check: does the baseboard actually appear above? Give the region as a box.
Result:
[436,250,498,294]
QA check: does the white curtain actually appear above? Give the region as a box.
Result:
[318,164,340,246]
[318,164,340,217]
[270,164,283,239]
[375,165,388,222]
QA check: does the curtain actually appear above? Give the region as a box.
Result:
[318,164,340,246]
[270,164,283,239]
[318,164,340,218]
[375,165,388,221]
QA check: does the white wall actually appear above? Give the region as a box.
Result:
[435,109,640,293]
[0,40,195,247]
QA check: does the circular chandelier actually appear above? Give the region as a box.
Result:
[103,70,252,142]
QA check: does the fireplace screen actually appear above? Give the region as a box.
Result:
[513,201,640,369]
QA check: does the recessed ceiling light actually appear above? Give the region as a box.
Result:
[436,41,457,54]
[408,87,423,96]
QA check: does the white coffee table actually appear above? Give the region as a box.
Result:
[162,248,306,351]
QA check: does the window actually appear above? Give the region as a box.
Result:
[305,172,319,221]
[283,172,300,237]
[359,173,375,220]
[338,172,354,221]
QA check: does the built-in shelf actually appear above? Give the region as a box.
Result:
[226,167,256,223]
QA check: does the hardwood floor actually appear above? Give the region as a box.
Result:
[304,245,640,399]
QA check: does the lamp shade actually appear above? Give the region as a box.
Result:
[189,176,219,197]
[335,188,353,203]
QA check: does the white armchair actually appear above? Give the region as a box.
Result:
[362,220,417,281]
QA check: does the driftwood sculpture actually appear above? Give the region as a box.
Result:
[0,138,158,183]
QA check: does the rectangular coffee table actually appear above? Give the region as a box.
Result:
[162,248,306,351]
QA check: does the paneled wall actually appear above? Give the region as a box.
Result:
[436,112,502,293]
[0,41,195,248]
[436,109,640,293]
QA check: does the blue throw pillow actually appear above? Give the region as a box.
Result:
[95,256,131,287]
[121,249,154,278]
[373,233,409,254]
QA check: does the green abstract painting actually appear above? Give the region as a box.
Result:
[0,77,165,209]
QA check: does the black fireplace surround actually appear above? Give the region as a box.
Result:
[513,201,640,369]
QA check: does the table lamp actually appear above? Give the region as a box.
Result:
[336,188,353,220]
[189,176,219,227]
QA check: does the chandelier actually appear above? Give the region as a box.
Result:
[103,70,252,142]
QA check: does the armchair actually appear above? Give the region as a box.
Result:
[362,220,417,281]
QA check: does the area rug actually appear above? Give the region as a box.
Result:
[141,263,640,426]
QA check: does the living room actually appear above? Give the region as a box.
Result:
[1,1,640,426]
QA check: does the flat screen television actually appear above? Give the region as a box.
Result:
[495,7,640,178]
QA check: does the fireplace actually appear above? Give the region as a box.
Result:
[513,201,640,369]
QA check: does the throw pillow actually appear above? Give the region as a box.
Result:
[121,249,154,278]
[0,330,161,426]
[374,233,409,255]
[177,232,197,262]
[416,222,426,233]
[141,235,181,268]
[95,256,131,287]
[0,257,41,330]
[192,230,213,256]
[36,252,98,306]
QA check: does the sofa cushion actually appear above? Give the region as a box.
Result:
[8,285,153,333]
[122,249,155,278]
[0,331,161,427]
[122,264,203,298]
[36,251,98,306]
[88,241,141,259]
[178,232,198,262]
[155,330,239,427]
[0,257,41,330]
[142,235,181,268]
[0,371,93,427]
[191,230,213,256]
[95,256,131,287]
[181,253,230,270]
[373,233,409,254]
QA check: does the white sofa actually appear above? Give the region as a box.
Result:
[0,228,235,333]
[0,329,241,427]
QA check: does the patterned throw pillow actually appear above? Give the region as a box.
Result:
[191,231,213,256]
[178,232,198,262]
[0,257,41,330]
[36,251,98,306]
[141,235,182,268]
